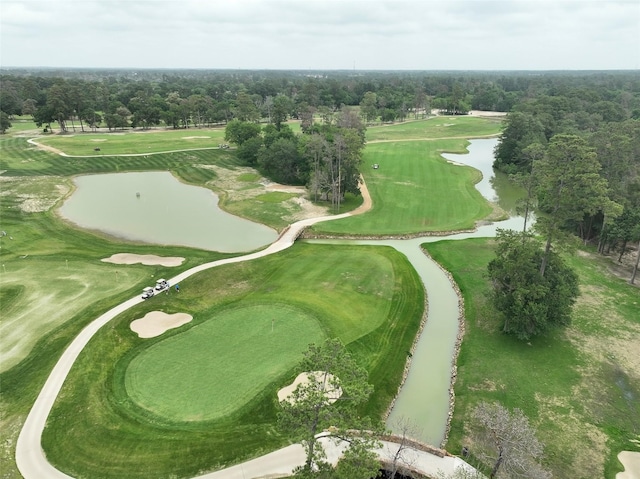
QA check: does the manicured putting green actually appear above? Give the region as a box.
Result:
[125,303,325,421]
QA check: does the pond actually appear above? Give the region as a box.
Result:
[442,138,524,216]
[58,171,278,253]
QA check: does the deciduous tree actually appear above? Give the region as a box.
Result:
[359,91,378,124]
[224,119,262,146]
[0,111,11,134]
[472,402,550,479]
[385,416,421,479]
[277,338,373,473]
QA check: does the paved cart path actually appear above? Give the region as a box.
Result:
[15,177,474,479]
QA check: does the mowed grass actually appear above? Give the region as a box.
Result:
[41,243,424,478]
[36,127,227,156]
[5,116,40,133]
[424,239,640,479]
[0,258,151,373]
[0,160,234,477]
[366,116,502,143]
[126,303,325,421]
[0,135,240,178]
[310,139,492,235]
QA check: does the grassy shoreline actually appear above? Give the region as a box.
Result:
[40,244,424,478]
[1,116,505,478]
[424,238,640,478]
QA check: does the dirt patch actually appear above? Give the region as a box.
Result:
[265,183,306,193]
[198,164,331,221]
[278,371,343,404]
[535,392,609,476]
[101,253,185,267]
[578,249,640,288]
[0,176,70,213]
[469,110,508,118]
[130,311,193,338]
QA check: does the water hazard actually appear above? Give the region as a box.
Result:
[58,141,523,445]
[311,138,526,445]
[59,171,278,253]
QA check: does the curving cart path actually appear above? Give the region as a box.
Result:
[15,176,477,478]
[14,184,369,479]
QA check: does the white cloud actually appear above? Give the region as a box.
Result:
[1,0,638,69]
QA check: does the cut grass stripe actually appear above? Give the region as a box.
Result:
[125,303,325,422]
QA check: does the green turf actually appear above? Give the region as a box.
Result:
[0,153,234,477]
[35,128,227,156]
[0,136,240,177]
[40,243,423,478]
[126,303,325,421]
[310,139,492,235]
[4,117,40,133]
[254,191,297,203]
[424,238,640,479]
[0,258,151,372]
[366,116,502,143]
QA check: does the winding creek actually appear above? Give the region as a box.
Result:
[310,138,525,445]
[17,138,525,478]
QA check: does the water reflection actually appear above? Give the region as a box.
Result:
[59,171,278,253]
[442,139,526,217]
[310,139,528,445]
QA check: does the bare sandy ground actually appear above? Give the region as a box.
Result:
[130,311,193,339]
[277,371,343,404]
[101,253,185,267]
[617,451,640,479]
[468,110,507,117]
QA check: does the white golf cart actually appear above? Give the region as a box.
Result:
[141,287,155,300]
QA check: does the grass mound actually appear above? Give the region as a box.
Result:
[125,303,324,421]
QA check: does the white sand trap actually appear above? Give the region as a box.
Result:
[130,311,193,338]
[617,451,640,479]
[182,136,210,139]
[278,371,343,404]
[101,253,185,267]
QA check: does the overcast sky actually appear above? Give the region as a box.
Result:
[1,0,639,70]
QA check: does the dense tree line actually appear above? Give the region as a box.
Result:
[491,73,640,283]
[2,69,639,133]
[486,73,640,341]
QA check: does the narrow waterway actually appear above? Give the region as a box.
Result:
[16,139,524,479]
[309,138,525,445]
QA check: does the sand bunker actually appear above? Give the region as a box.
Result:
[101,253,185,267]
[278,371,343,404]
[182,136,210,139]
[130,311,193,338]
[617,451,640,479]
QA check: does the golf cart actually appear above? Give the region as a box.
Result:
[141,287,155,300]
